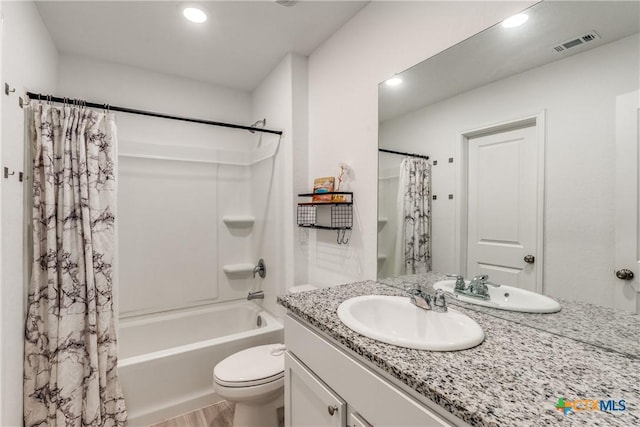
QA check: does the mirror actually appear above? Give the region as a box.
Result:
[377,1,639,357]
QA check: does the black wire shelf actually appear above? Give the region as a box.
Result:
[297,192,353,240]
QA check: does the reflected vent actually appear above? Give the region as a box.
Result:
[553,31,600,53]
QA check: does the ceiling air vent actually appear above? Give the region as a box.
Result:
[553,31,601,53]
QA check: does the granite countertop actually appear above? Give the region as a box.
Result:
[380,273,640,358]
[277,280,640,427]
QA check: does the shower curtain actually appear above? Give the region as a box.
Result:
[23,104,127,427]
[394,157,432,275]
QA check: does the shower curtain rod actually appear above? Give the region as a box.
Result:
[25,91,283,136]
[378,148,429,160]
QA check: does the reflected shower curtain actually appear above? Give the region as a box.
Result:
[394,158,432,275]
[24,104,127,427]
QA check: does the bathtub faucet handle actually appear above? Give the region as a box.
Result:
[253,259,266,278]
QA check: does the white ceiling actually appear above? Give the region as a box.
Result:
[35,1,368,91]
[379,1,640,122]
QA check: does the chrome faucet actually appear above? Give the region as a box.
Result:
[407,288,432,310]
[467,274,500,300]
[432,289,448,313]
[447,274,500,300]
[253,259,266,278]
[446,274,467,292]
[247,290,264,300]
[408,288,448,313]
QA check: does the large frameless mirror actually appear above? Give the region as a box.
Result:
[377,1,639,357]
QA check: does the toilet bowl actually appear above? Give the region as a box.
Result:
[213,343,285,427]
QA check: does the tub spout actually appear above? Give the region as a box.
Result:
[247,291,264,300]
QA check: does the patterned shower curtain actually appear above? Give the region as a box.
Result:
[394,158,432,275]
[24,103,127,427]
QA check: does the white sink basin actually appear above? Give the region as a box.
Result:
[433,280,561,313]
[337,295,484,351]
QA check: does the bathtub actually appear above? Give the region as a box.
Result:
[118,301,283,426]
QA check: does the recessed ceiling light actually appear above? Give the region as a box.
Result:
[183,6,207,24]
[385,76,403,87]
[502,13,528,28]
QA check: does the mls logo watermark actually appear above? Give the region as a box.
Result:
[555,397,627,415]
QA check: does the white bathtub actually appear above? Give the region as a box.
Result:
[118,301,283,426]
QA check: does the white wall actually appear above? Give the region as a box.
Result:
[307,1,535,287]
[251,53,308,318]
[0,1,58,424]
[379,35,639,310]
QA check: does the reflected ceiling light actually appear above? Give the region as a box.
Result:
[502,13,528,28]
[183,6,207,23]
[385,76,403,87]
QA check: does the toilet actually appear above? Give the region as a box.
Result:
[213,284,317,427]
[213,343,286,427]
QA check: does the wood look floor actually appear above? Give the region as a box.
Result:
[148,401,285,427]
[149,401,235,427]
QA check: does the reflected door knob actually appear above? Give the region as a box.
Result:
[524,254,535,264]
[615,269,635,280]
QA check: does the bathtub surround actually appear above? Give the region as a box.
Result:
[24,104,126,426]
[278,281,640,426]
[55,53,300,318]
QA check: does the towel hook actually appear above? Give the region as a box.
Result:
[336,229,350,245]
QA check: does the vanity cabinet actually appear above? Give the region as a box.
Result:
[284,315,463,427]
[285,352,346,427]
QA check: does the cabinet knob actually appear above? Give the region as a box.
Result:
[524,254,535,264]
[328,405,338,416]
[615,269,635,280]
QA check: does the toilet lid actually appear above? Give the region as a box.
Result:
[214,344,284,386]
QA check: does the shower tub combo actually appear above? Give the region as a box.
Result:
[118,300,283,426]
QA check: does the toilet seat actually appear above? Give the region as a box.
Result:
[214,344,284,388]
[214,371,284,388]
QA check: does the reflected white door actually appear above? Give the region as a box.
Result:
[614,90,639,313]
[466,124,540,291]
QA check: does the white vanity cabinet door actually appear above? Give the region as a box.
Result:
[348,411,373,427]
[285,352,346,427]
